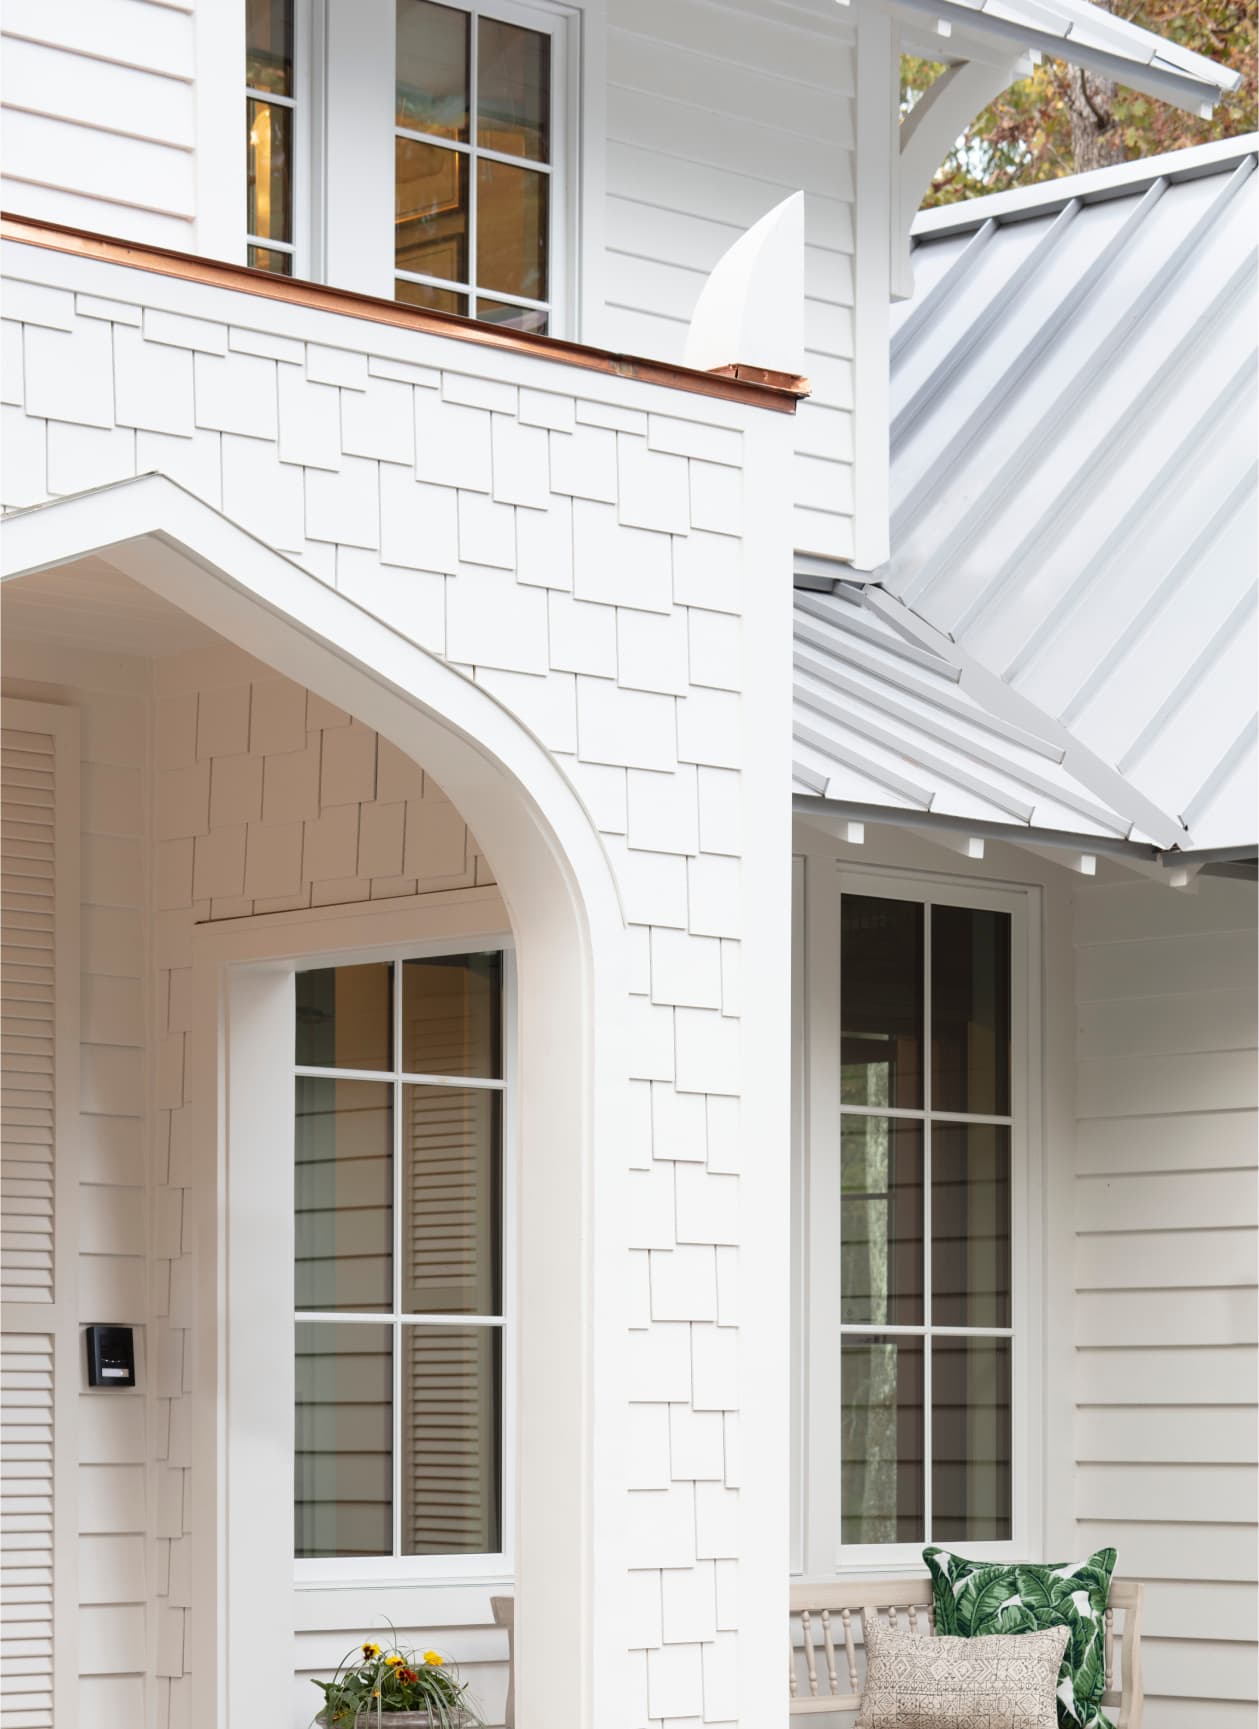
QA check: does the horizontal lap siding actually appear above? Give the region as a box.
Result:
[0,0,196,245]
[1073,877,1259,1729]
[604,0,856,559]
[2,673,150,1722]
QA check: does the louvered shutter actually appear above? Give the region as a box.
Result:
[1,701,79,1728]
[402,1084,500,1555]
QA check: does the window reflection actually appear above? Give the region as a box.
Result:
[840,1117,923,1327]
[841,896,923,1109]
[841,1335,924,1545]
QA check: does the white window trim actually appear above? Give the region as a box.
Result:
[310,0,579,335]
[246,0,317,278]
[794,856,1044,1580]
[293,933,518,1587]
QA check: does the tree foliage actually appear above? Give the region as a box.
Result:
[903,0,1257,206]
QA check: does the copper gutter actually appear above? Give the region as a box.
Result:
[1,213,809,415]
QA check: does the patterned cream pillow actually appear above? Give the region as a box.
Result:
[855,1614,1070,1728]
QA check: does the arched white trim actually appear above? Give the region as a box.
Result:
[895,56,1027,299]
[1,475,631,1729]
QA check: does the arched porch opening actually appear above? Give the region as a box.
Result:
[1,476,630,1728]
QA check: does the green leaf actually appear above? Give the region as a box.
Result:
[955,1564,1018,1632]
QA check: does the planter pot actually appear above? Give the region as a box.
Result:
[317,1714,474,1726]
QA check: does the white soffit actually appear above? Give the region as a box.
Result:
[881,138,1258,851]
[886,0,1241,115]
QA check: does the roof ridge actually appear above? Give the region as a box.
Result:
[910,132,1259,243]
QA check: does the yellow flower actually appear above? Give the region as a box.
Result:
[372,1689,381,1699]
[362,1643,381,1659]
[423,1650,444,1667]
[385,1654,404,1668]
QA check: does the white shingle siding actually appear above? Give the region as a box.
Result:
[2,236,792,1728]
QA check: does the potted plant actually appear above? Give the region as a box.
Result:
[312,1637,485,1727]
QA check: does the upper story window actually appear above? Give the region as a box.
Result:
[395,0,556,331]
[795,866,1034,1574]
[293,951,509,1574]
[246,0,297,275]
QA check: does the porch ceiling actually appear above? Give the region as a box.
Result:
[1,554,222,658]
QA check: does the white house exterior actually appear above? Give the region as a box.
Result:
[0,7,1253,1729]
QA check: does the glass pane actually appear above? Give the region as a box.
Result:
[396,279,469,316]
[246,98,293,244]
[932,905,1011,1115]
[296,963,393,1072]
[403,1087,501,1315]
[475,297,548,334]
[841,1335,923,1545]
[295,1322,392,1557]
[396,138,469,284]
[841,896,923,1109]
[476,159,547,301]
[248,244,293,275]
[402,1324,501,1554]
[477,16,550,161]
[841,1117,923,1327]
[397,0,469,139]
[932,1124,1011,1328]
[401,953,501,1078]
[246,0,293,95]
[932,1336,1012,1541]
[295,1079,393,1313]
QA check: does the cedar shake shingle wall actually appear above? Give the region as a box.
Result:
[2,238,792,1729]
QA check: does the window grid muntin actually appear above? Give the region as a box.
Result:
[394,0,554,321]
[293,949,505,1563]
[837,892,1014,1552]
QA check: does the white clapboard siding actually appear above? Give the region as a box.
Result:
[0,0,196,239]
[603,0,857,560]
[0,1334,55,1729]
[0,701,79,1729]
[2,728,56,1305]
[1074,876,1259,1722]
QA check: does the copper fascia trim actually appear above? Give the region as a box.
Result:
[1,213,810,414]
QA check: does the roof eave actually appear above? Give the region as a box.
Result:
[891,0,1241,115]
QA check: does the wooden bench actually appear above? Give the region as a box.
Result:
[789,1576,1144,1727]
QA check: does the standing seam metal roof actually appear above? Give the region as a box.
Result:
[794,139,1259,852]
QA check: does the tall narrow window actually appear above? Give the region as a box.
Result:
[247,0,297,274]
[395,0,555,331]
[837,890,1015,1550]
[293,952,506,1565]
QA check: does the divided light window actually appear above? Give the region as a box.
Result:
[838,889,1015,1551]
[395,0,555,331]
[246,0,297,275]
[293,952,505,1565]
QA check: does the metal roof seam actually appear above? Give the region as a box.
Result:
[892,202,1082,453]
[1057,448,1258,732]
[959,252,1259,651]
[891,181,1167,571]
[856,586,1189,845]
[792,721,936,808]
[1181,717,1259,832]
[905,163,1252,621]
[793,634,1067,761]
[892,219,998,366]
[999,355,1257,689]
[1114,575,1259,779]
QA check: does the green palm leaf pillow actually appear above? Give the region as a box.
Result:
[923,1545,1118,1729]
